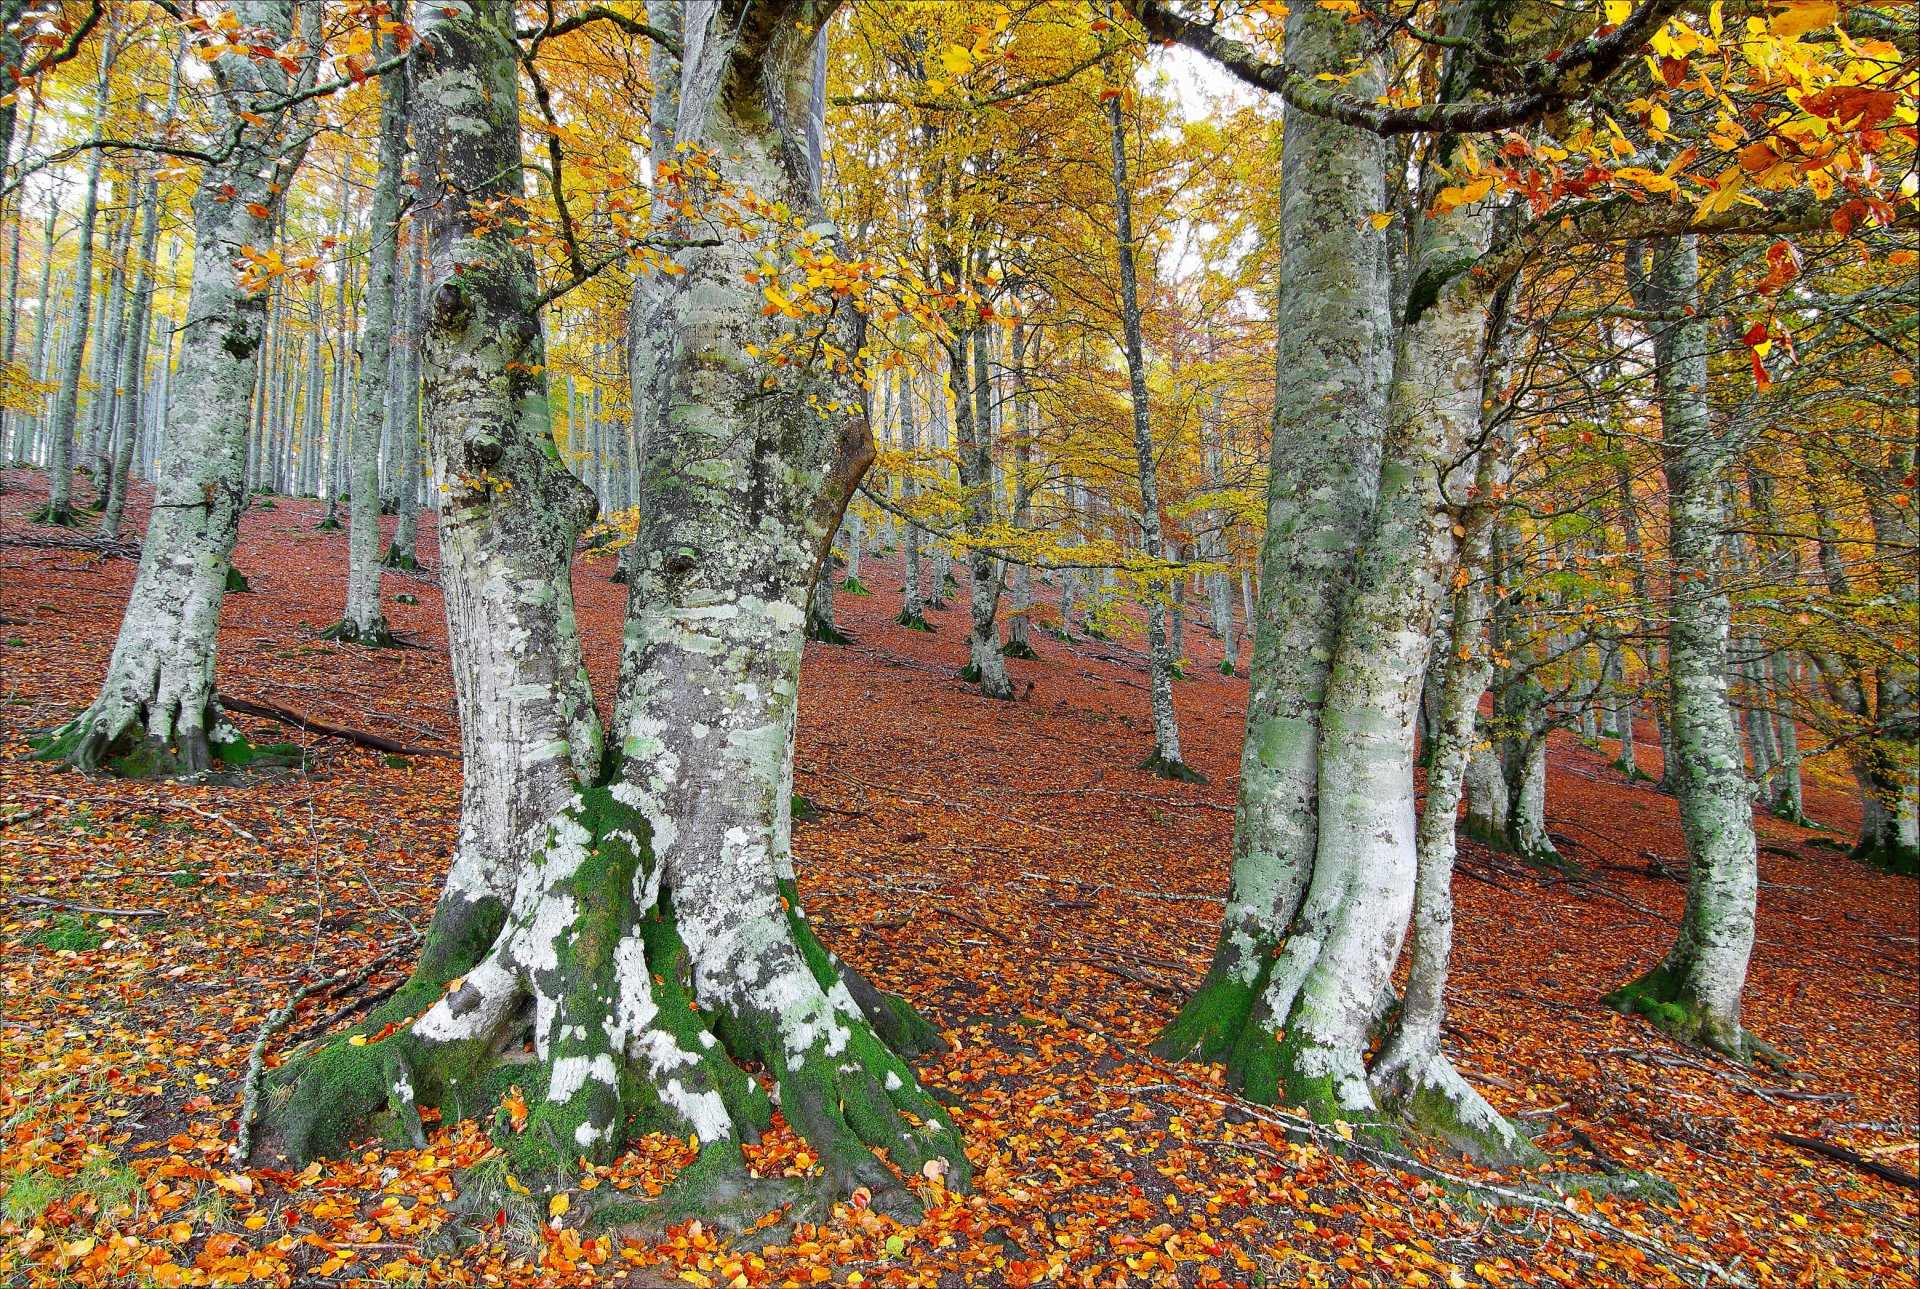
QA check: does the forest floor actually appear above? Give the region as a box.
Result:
[2,467,1915,1289]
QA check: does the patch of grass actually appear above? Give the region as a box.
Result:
[1,1170,64,1222]
[30,915,110,952]
[169,867,204,889]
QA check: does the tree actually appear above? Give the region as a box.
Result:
[273,0,968,1230]
[38,1,322,774]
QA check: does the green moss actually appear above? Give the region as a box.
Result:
[29,915,110,952]
[1001,639,1040,660]
[225,567,251,593]
[1140,749,1206,784]
[1852,838,1920,877]
[895,611,935,632]
[1152,958,1267,1065]
[1219,660,1235,676]
[841,576,872,596]
[806,619,853,645]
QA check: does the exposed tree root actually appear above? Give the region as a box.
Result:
[268,789,967,1229]
[381,545,418,570]
[1139,749,1206,784]
[1602,964,1789,1069]
[26,503,83,527]
[805,620,854,646]
[894,611,935,632]
[317,618,403,649]
[841,576,872,596]
[1851,838,1919,877]
[34,702,302,779]
[1001,639,1041,660]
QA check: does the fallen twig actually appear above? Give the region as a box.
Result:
[7,892,168,917]
[1775,1133,1920,1190]
[222,695,458,760]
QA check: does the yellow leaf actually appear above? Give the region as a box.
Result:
[348,1034,368,1046]
[938,45,973,76]
[1368,213,1394,229]
[548,1193,570,1220]
[1603,0,1631,22]
[215,1174,254,1196]
[1769,2,1836,39]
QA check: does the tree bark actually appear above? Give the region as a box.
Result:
[1153,0,1389,1065]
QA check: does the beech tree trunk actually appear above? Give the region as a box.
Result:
[1153,0,1390,1066]
[334,26,408,644]
[1603,237,1768,1061]
[1107,73,1190,779]
[39,3,318,775]
[277,0,965,1232]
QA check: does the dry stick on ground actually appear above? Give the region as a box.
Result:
[12,790,259,840]
[1775,1134,1920,1190]
[222,695,458,759]
[232,937,421,1163]
[7,892,168,917]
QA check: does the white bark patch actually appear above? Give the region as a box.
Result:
[548,1053,618,1104]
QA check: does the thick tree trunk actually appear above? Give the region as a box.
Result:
[333,28,408,644]
[953,326,1012,696]
[1153,0,1389,1064]
[39,3,317,775]
[1604,237,1768,1061]
[278,0,965,1231]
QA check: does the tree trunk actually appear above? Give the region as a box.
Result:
[277,0,965,1231]
[1107,80,1189,777]
[1603,237,1768,1062]
[385,234,425,567]
[38,2,317,774]
[100,156,164,540]
[40,38,113,526]
[952,324,1011,696]
[1153,0,1389,1064]
[332,27,407,644]
[895,363,928,626]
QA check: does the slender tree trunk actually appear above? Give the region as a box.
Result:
[39,2,318,773]
[332,29,407,644]
[42,39,114,525]
[100,157,164,539]
[895,363,928,626]
[1107,81,1189,776]
[952,324,1012,696]
[385,232,425,567]
[1604,237,1768,1061]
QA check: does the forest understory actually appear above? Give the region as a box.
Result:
[2,470,1915,1288]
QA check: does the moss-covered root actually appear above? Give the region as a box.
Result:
[267,895,509,1164]
[380,545,418,570]
[841,576,872,596]
[1000,639,1040,661]
[894,611,935,632]
[32,703,291,778]
[1602,964,1788,1069]
[1852,837,1920,877]
[317,618,402,648]
[1372,1056,1544,1168]
[805,620,854,645]
[1149,956,1266,1065]
[779,878,948,1061]
[1140,748,1207,784]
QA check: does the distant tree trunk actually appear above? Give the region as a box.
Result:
[1204,392,1236,671]
[23,197,62,466]
[895,363,928,626]
[927,374,952,607]
[952,324,1011,696]
[39,1,318,774]
[385,235,425,567]
[333,28,407,645]
[1604,236,1770,1062]
[40,38,113,525]
[1107,74,1190,778]
[100,154,165,540]
[1003,318,1036,656]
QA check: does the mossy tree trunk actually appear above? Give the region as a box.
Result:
[1155,2,1539,1162]
[1603,237,1767,1061]
[1152,0,1390,1067]
[277,0,966,1230]
[39,3,319,775]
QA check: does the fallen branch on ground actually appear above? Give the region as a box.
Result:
[7,892,168,917]
[222,695,458,760]
[1775,1133,1920,1190]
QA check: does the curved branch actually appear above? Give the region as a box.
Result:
[1124,0,1690,137]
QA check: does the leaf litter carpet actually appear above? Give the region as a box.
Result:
[1,471,1915,1288]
